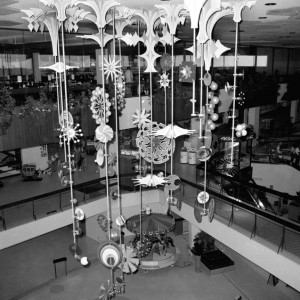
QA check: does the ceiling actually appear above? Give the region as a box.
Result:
[0,0,300,49]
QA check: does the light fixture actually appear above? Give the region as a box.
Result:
[265,3,276,6]
[258,17,267,19]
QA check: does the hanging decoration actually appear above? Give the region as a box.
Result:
[90,87,112,124]
[159,73,170,89]
[118,245,140,274]
[235,123,248,137]
[103,55,122,81]
[99,280,112,300]
[198,146,212,161]
[160,53,172,72]
[153,124,194,139]
[95,123,114,143]
[111,74,126,112]
[136,122,175,164]
[179,61,196,83]
[59,123,83,143]
[132,108,151,128]
[133,173,169,187]
[216,156,239,177]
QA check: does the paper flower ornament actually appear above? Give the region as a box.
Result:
[159,72,170,89]
[133,174,169,187]
[103,56,122,81]
[119,245,140,274]
[95,123,114,143]
[153,124,194,139]
[132,109,151,128]
[95,148,105,166]
[90,87,111,124]
[136,122,175,164]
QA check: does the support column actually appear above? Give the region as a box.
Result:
[248,106,260,139]
[290,100,299,123]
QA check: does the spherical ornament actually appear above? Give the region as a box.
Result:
[242,129,247,136]
[208,103,215,109]
[241,123,247,130]
[208,91,214,99]
[207,119,213,126]
[207,107,213,114]
[236,124,243,131]
[236,131,242,137]
[209,122,216,130]
[203,73,212,86]
[211,113,219,121]
[211,96,219,105]
[210,81,218,91]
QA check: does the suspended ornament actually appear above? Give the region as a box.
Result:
[103,56,122,81]
[159,72,170,89]
[136,122,175,164]
[153,124,194,139]
[120,32,142,46]
[225,82,234,94]
[183,0,207,29]
[198,146,212,162]
[99,280,112,300]
[112,74,126,112]
[221,0,256,23]
[216,157,239,177]
[40,61,76,73]
[211,113,219,122]
[165,174,181,191]
[133,174,169,187]
[116,215,126,227]
[119,245,140,274]
[197,191,210,204]
[90,87,111,124]
[210,81,218,90]
[211,96,220,105]
[132,108,151,128]
[59,110,74,127]
[159,25,180,46]
[208,198,215,222]
[95,148,105,166]
[74,207,85,221]
[97,240,123,269]
[95,123,114,143]
[236,91,245,106]
[179,61,196,82]
[235,123,247,137]
[203,73,212,86]
[97,213,109,232]
[59,123,83,143]
[160,53,172,72]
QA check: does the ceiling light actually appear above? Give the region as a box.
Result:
[265,3,276,5]
[258,17,267,19]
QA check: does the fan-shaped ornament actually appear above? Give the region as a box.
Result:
[133,174,169,187]
[119,245,140,274]
[136,122,175,164]
[160,53,172,72]
[99,280,112,300]
[216,157,239,177]
[95,123,114,143]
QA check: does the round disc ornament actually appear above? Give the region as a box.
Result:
[97,240,123,270]
[197,191,210,204]
[160,53,172,72]
[166,174,181,191]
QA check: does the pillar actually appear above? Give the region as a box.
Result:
[248,106,260,139]
[290,100,299,123]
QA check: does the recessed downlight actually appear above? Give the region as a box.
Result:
[265,2,276,5]
[258,17,267,19]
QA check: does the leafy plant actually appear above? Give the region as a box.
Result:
[0,86,16,135]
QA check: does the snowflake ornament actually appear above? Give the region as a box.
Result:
[159,72,170,89]
[103,56,122,81]
[180,65,192,79]
[90,87,111,124]
[132,109,151,128]
[59,123,83,143]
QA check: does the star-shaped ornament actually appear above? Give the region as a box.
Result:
[159,72,170,89]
